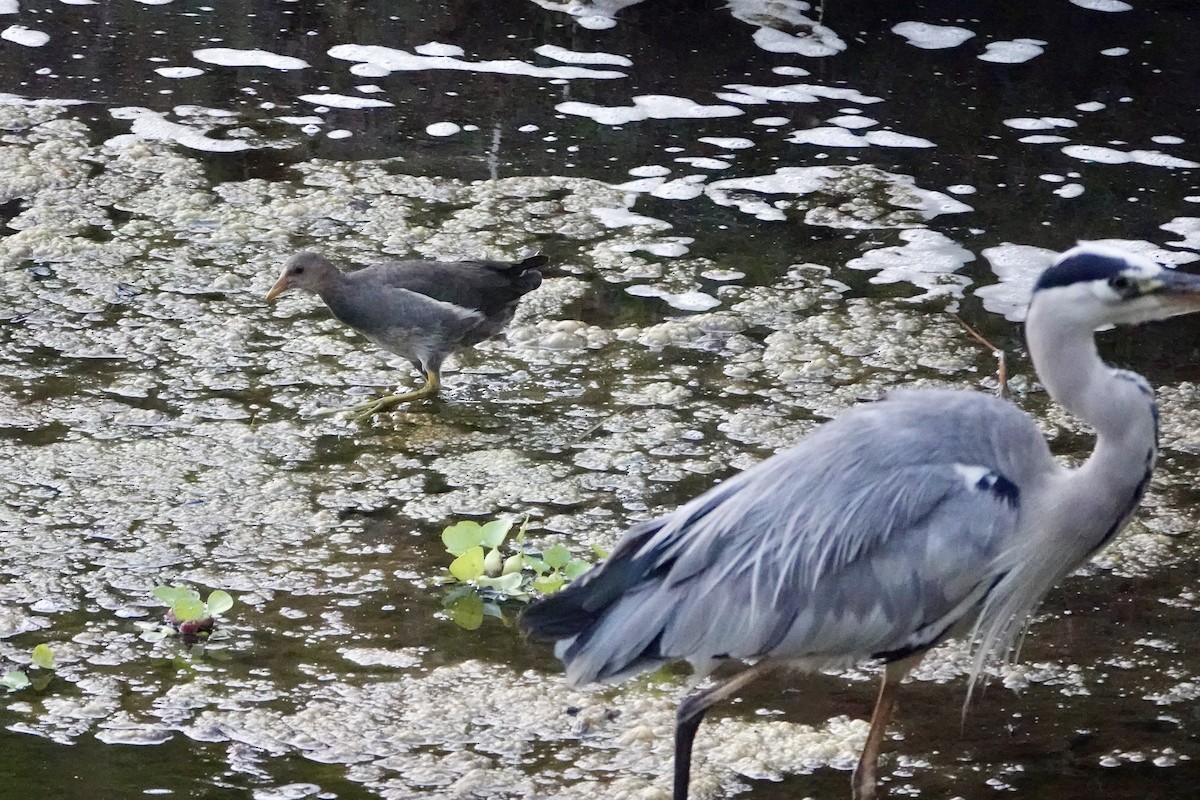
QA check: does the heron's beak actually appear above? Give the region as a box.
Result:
[1151,269,1200,315]
[264,276,289,302]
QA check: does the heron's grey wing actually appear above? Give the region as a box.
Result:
[530,389,1056,686]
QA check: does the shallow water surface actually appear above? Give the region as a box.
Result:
[0,1,1199,798]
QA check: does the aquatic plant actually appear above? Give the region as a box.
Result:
[0,644,56,691]
[138,585,234,645]
[439,518,597,630]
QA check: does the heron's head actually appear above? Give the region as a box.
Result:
[1031,243,1200,329]
[265,252,341,301]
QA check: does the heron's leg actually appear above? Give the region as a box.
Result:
[852,654,922,800]
[318,371,442,420]
[674,661,776,800]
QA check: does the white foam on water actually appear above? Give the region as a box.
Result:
[698,136,754,149]
[518,124,539,132]
[133,0,174,4]
[1101,46,1130,56]
[105,108,253,152]
[752,116,790,126]
[329,44,626,80]
[1151,135,1184,145]
[651,178,707,200]
[534,44,631,67]
[0,0,18,11]
[976,243,1058,321]
[827,114,877,129]
[947,185,976,194]
[194,48,308,70]
[979,39,1045,64]
[556,95,742,125]
[1076,101,1106,111]
[628,165,671,177]
[1019,134,1070,144]
[298,94,393,109]
[1,25,49,47]
[1062,144,1200,168]
[610,236,694,257]
[1039,173,1066,183]
[1070,0,1132,10]
[1003,116,1077,130]
[1053,183,1085,198]
[847,229,974,305]
[276,115,324,125]
[626,285,720,311]
[414,42,464,57]
[772,66,811,77]
[155,66,204,79]
[614,177,666,192]
[788,126,869,148]
[674,157,731,170]
[723,82,883,105]
[327,129,352,139]
[787,126,934,148]
[864,130,935,148]
[59,0,99,4]
[891,21,975,49]
[355,84,383,93]
[425,122,461,137]
[589,206,672,229]
[752,25,845,57]
[1161,217,1200,250]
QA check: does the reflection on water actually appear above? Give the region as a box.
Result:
[0,0,1199,798]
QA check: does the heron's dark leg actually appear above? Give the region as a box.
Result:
[674,661,776,800]
[852,654,923,800]
[321,371,442,420]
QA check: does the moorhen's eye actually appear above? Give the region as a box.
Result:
[1109,274,1130,291]
[294,266,305,274]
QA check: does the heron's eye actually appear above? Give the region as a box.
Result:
[294,266,305,274]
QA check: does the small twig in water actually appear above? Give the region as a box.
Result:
[949,313,1009,399]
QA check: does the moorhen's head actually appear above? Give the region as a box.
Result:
[265,252,341,301]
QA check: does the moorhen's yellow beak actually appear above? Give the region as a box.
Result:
[264,276,289,302]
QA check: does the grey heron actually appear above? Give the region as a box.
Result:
[520,244,1200,799]
[265,251,544,419]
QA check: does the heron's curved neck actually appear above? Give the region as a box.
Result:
[1026,301,1158,498]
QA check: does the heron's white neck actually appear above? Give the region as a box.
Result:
[1025,299,1158,531]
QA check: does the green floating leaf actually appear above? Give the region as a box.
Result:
[205,590,234,616]
[1,671,30,690]
[476,572,524,594]
[501,553,525,576]
[449,546,486,582]
[442,521,484,555]
[523,555,549,575]
[533,573,565,595]
[154,585,199,606]
[482,547,503,577]
[172,597,207,623]
[543,544,572,570]
[563,559,592,581]
[590,543,610,559]
[446,593,484,630]
[479,519,512,549]
[30,644,54,670]
[140,627,171,643]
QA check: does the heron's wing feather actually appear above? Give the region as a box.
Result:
[526,389,1056,686]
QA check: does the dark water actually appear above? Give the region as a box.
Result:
[1,1,1199,798]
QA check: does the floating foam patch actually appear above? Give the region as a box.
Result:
[329,43,625,80]
[891,21,975,49]
[193,48,309,70]
[556,95,742,125]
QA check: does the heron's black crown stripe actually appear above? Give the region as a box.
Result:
[1035,250,1130,291]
